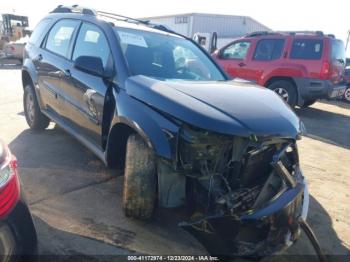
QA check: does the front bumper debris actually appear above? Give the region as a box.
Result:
[179,140,312,258]
[181,176,309,257]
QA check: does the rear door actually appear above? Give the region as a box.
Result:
[243,38,286,83]
[36,19,80,117]
[330,39,346,84]
[215,40,253,78]
[60,22,113,148]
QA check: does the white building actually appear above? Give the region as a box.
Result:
[142,13,271,48]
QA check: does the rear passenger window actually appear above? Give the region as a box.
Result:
[290,39,323,60]
[72,23,111,69]
[29,19,52,46]
[45,19,80,58]
[253,39,285,61]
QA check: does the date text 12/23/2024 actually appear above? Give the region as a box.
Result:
[127,256,219,261]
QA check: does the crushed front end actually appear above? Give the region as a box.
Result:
[172,125,309,257]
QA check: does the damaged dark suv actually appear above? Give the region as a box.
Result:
[22,5,310,257]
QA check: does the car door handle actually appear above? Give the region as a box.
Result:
[34,54,43,62]
[60,69,71,78]
[238,62,246,67]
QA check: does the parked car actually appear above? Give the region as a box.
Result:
[0,139,37,259]
[3,42,26,63]
[22,5,312,257]
[213,31,347,108]
[343,67,350,102]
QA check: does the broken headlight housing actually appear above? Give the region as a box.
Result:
[179,125,232,175]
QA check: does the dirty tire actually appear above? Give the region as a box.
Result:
[23,84,50,130]
[123,134,157,219]
[268,80,297,108]
[302,99,317,108]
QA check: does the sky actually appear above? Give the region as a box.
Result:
[1,0,350,54]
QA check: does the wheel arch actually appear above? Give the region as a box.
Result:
[22,70,34,89]
[264,76,301,105]
[105,115,176,169]
[264,76,297,90]
[22,63,46,109]
[105,122,138,169]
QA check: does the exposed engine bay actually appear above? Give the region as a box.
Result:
[175,125,304,256]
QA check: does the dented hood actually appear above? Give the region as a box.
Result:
[125,76,301,138]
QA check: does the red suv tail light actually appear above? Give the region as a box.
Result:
[0,153,20,219]
[320,61,330,80]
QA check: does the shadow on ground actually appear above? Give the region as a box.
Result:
[296,105,350,149]
[34,215,135,261]
[9,124,105,171]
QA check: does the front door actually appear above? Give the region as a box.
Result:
[216,40,252,79]
[60,22,113,148]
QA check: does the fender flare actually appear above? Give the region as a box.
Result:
[22,59,45,109]
[106,91,180,163]
[261,64,308,87]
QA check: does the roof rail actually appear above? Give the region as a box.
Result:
[276,31,324,36]
[50,6,180,36]
[246,30,329,38]
[97,11,149,25]
[96,11,178,35]
[51,5,97,16]
[244,31,275,37]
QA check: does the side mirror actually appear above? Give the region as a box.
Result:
[74,56,105,77]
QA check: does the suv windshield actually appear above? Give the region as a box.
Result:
[114,28,226,81]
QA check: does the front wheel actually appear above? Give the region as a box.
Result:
[23,85,50,130]
[268,80,297,108]
[123,134,157,219]
[344,87,350,103]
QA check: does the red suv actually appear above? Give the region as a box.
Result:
[213,31,346,107]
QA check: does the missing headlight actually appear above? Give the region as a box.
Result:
[179,125,295,220]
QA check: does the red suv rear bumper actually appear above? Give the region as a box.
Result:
[293,77,346,104]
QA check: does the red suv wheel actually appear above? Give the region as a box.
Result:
[344,87,350,103]
[268,80,297,107]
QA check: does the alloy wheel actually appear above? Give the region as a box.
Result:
[344,88,350,102]
[274,88,289,102]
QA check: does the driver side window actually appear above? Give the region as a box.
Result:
[222,41,251,59]
[72,23,111,69]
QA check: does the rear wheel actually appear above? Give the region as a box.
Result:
[302,99,317,108]
[268,80,297,108]
[23,85,50,130]
[123,134,157,219]
[344,87,350,103]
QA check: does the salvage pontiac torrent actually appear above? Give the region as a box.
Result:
[22,5,310,257]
